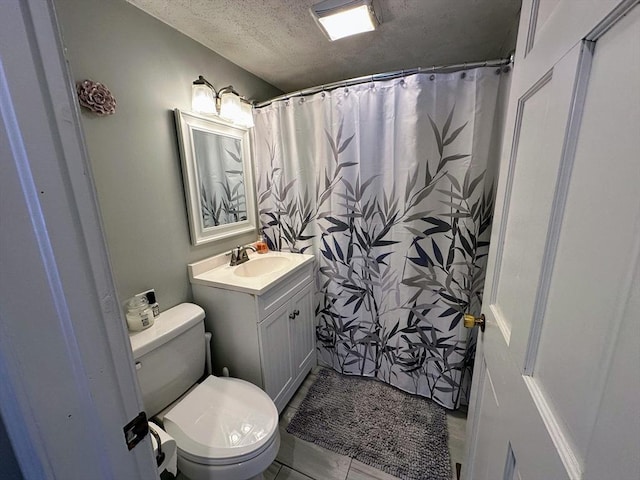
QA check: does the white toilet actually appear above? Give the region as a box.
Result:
[129,303,280,480]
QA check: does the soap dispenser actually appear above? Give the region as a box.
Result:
[256,235,268,254]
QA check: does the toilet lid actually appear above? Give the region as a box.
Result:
[162,376,278,461]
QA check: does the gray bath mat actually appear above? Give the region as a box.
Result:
[286,369,452,480]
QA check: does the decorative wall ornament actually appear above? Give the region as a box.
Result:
[76,79,116,116]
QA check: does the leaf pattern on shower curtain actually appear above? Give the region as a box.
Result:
[254,71,502,409]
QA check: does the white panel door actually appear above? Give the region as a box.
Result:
[0,1,157,478]
[464,1,640,479]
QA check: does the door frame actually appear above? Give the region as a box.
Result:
[0,1,156,478]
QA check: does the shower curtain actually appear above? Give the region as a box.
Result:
[253,67,505,409]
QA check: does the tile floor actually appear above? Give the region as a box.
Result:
[265,366,467,480]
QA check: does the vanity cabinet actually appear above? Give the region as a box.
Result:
[258,282,314,407]
[190,254,315,413]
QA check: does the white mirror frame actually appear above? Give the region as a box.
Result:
[174,109,257,246]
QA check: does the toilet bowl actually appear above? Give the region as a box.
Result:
[129,303,279,480]
[164,375,280,480]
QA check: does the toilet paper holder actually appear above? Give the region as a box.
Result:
[148,424,165,467]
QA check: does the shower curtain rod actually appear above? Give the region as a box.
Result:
[255,56,512,108]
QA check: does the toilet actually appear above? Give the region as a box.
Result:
[129,303,280,480]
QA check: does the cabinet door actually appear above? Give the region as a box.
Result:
[258,302,293,404]
[289,283,315,375]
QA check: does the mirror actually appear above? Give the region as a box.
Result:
[174,109,256,246]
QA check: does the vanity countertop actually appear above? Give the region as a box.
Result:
[188,250,314,295]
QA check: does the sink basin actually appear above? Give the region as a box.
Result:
[189,251,314,295]
[233,256,291,277]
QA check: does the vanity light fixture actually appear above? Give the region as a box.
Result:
[239,100,255,128]
[310,0,381,41]
[192,76,217,115]
[191,76,254,128]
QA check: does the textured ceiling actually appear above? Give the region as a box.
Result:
[126,0,521,94]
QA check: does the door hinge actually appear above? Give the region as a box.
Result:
[123,411,149,450]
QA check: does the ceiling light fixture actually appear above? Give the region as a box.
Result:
[310,0,381,41]
[191,76,254,128]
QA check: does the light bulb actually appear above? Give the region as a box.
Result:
[192,83,216,114]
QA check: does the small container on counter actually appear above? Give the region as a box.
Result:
[125,295,154,331]
[145,290,160,317]
[255,235,269,254]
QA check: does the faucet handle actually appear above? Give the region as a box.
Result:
[238,245,250,262]
[228,246,242,266]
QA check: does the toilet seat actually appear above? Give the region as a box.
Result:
[163,375,279,465]
[177,430,279,466]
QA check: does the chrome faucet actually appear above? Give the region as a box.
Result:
[229,244,256,266]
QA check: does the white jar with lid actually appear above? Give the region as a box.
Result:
[126,296,154,331]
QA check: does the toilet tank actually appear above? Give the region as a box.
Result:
[129,303,206,417]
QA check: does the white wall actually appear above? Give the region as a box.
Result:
[54,0,282,310]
